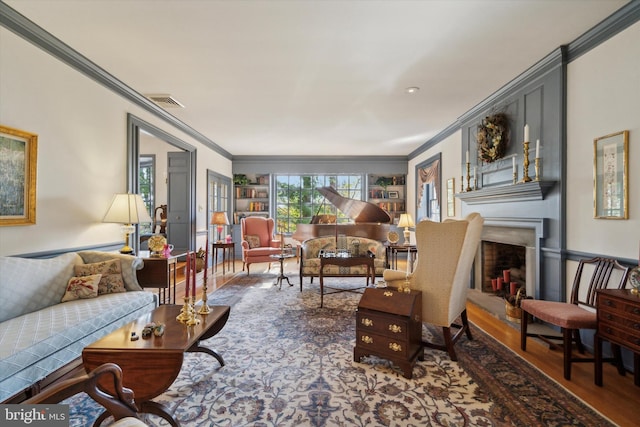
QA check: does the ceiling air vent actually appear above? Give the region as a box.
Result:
[145,94,185,108]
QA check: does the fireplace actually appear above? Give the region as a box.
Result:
[473,218,544,299]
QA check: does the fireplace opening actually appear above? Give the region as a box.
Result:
[481,241,526,293]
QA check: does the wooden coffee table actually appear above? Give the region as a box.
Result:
[82,304,230,426]
[319,255,375,308]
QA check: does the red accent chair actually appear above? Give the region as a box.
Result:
[240,217,282,274]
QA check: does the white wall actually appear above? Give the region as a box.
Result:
[408,130,463,222]
[0,28,232,256]
[566,21,640,261]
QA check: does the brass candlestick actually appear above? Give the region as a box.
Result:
[197,274,211,315]
[521,141,532,183]
[460,176,464,193]
[534,157,541,181]
[186,295,200,325]
[176,296,192,323]
[465,162,472,192]
[513,172,518,185]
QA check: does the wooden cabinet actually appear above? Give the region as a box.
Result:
[595,289,640,387]
[354,287,423,378]
[367,174,406,224]
[233,174,270,224]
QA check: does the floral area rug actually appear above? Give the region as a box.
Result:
[67,274,613,426]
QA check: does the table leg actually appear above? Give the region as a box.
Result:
[222,247,226,275]
[320,267,324,308]
[140,401,180,427]
[595,334,603,386]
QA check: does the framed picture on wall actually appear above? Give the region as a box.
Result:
[593,130,628,219]
[446,178,455,217]
[0,125,38,226]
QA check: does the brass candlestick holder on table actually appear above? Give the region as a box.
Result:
[534,158,541,181]
[460,176,464,193]
[521,141,532,183]
[187,296,200,325]
[176,296,193,323]
[465,162,472,192]
[197,274,211,315]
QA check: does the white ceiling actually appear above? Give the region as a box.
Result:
[6,0,628,156]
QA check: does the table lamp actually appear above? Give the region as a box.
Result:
[397,213,414,246]
[211,211,230,243]
[103,193,152,254]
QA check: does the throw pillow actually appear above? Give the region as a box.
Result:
[75,259,126,295]
[245,234,261,249]
[61,274,101,302]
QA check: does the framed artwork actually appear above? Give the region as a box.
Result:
[0,125,38,226]
[387,191,399,199]
[446,178,455,217]
[593,130,628,219]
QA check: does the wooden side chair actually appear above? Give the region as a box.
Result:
[383,212,484,361]
[24,363,147,427]
[520,257,630,380]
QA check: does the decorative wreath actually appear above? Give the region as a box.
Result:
[477,113,509,163]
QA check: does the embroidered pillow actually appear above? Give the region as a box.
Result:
[74,259,126,295]
[245,234,261,249]
[61,274,101,302]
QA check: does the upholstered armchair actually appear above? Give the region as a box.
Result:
[240,216,282,274]
[383,213,484,361]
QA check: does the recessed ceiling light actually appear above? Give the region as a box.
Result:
[405,87,420,94]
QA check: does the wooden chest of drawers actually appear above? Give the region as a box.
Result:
[595,289,640,386]
[354,287,423,379]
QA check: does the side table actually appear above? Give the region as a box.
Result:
[136,250,188,304]
[385,244,417,272]
[269,253,296,289]
[212,242,235,275]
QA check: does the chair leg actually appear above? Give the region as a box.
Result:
[461,309,473,341]
[442,326,457,361]
[573,329,585,354]
[520,308,528,351]
[563,328,572,380]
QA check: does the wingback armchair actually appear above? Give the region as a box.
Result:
[383,213,484,361]
[240,216,282,274]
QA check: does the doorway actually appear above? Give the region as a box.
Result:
[127,114,197,254]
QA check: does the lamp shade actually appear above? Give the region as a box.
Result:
[397,213,415,228]
[211,211,230,226]
[103,193,152,225]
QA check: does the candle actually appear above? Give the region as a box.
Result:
[192,253,196,298]
[466,150,469,164]
[536,139,540,158]
[473,167,476,178]
[524,124,529,142]
[185,253,190,298]
[503,269,511,283]
[204,239,209,277]
[512,157,516,173]
[510,282,518,295]
[497,277,503,290]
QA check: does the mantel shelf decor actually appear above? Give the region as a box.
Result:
[477,113,509,163]
[456,181,555,205]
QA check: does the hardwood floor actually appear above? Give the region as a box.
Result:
[175,258,638,427]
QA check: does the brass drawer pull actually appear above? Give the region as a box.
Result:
[604,314,613,320]
[361,335,373,344]
[389,342,402,352]
[361,318,373,327]
[384,291,393,297]
[388,324,402,334]
[634,308,640,315]
[603,299,613,306]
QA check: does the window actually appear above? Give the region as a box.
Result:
[275,174,363,233]
[138,155,155,234]
[208,170,232,242]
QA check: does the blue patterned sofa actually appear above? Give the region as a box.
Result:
[299,236,387,285]
[0,251,157,402]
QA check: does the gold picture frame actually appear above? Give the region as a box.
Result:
[446,178,455,217]
[0,125,38,225]
[593,130,628,219]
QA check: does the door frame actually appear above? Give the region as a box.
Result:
[127,113,197,254]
